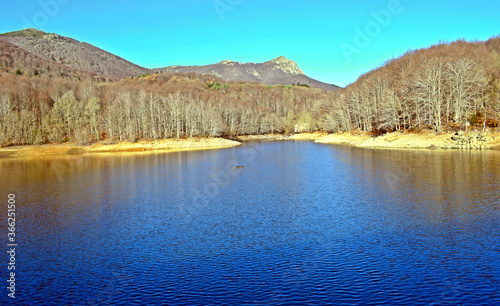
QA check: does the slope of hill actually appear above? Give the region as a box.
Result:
[0,39,108,80]
[155,56,341,91]
[0,29,151,79]
[323,36,500,133]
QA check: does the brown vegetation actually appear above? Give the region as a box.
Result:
[323,36,500,133]
[0,71,330,146]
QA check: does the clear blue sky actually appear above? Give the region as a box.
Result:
[1,0,499,87]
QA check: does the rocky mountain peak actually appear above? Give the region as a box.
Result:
[157,55,339,91]
[42,33,61,40]
[267,56,304,75]
[218,59,237,66]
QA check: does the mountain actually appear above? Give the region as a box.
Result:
[0,29,151,79]
[0,39,110,80]
[155,56,341,91]
[0,29,340,90]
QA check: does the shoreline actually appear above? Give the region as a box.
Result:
[0,137,241,158]
[233,132,328,142]
[0,132,328,158]
[315,130,500,150]
[1,130,499,158]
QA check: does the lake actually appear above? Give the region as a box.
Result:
[1,141,499,305]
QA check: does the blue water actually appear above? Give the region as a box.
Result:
[1,142,499,305]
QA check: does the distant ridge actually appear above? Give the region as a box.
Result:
[155,56,340,91]
[0,29,340,89]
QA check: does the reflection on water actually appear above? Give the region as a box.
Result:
[332,146,500,221]
[0,143,499,305]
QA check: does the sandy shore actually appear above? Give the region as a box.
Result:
[2,130,498,158]
[0,137,241,158]
[316,130,500,149]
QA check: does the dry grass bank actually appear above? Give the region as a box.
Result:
[0,137,241,158]
[316,130,500,149]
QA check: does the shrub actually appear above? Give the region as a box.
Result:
[206,81,221,90]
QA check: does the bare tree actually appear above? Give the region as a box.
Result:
[446,58,488,130]
[414,60,446,131]
[85,96,101,141]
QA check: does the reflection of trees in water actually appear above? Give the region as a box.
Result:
[348,148,500,222]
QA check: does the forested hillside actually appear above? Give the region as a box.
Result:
[323,36,500,133]
[324,37,500,132]
[0,72,330,146]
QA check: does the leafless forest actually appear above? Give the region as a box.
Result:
[324,37,500,133]
[0,71,329,145]
[1,37,499,146]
